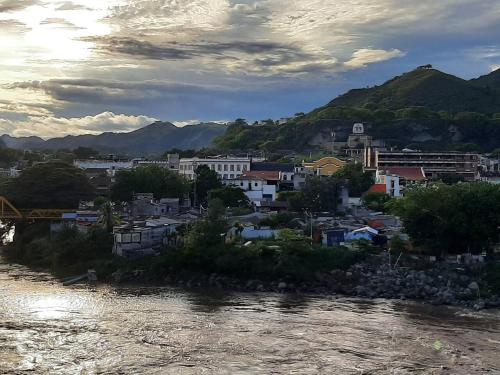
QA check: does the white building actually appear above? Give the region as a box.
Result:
[375,170,401,197]
[74,158,133,175]
[224,171,281,204]
[179,156,262,180]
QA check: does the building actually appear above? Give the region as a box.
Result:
[130,193,180,218]
[224,171,281,204]
[74,156,133,175]
[112,218,183,257]
[179,156,262,181]
[369,150,479,181]
[374,167,426,195]
[133,154,180,171]
[250,162,295,190]
[302,157,346,177]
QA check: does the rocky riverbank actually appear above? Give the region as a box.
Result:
[115,253,500,310]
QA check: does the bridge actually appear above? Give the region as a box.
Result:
[0,196,74,221]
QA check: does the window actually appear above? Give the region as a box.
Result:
[230,174,234,179]
[254,182,258,187]
[223,174,228,179]
[217,164,222,171]
[243,165,248,171]
[230,164,234,171]
[237,164,241,171]
[224,164,228,171]
[283,175,287,181]
[211,164,215,170]
[240,182,243,186]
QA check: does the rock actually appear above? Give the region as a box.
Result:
[468,281,479,291]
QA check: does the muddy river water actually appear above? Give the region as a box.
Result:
[0,261,499,374]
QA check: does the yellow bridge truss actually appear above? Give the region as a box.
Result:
[0,196,74,220]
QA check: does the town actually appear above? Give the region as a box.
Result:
[0,121,499,310]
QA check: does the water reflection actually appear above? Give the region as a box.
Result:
[0,261,498,374]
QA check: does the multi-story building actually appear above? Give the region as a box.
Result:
[368,150,479,181]
[179,156,262,180]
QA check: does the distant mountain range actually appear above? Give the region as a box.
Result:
[1,122,227,155]
[329,67,500,113]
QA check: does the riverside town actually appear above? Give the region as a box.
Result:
[1,1,500,372]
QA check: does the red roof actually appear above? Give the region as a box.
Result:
[240,171,280,181]
[382,167,426,181]
[368,184,387,194]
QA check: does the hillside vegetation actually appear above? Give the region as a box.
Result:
[214,67,500,153]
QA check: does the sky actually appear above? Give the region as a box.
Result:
[0,0,499,138]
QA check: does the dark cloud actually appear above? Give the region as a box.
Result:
[83,36,302,60]
[5,78,231,104]
[0,0,42,12]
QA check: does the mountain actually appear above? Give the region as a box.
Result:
[214,67,500,153]
[329,68,500,113]
[470,68,500,90]
[1,121,227,155]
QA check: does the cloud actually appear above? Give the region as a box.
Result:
[0,19,31,33]
[55,1,93,11]
[4,78,234,105]
[0,100,54,117]
[40,17,83,30]
[0,0,43,13]
[0,112,158,138]
[345,49,405,68]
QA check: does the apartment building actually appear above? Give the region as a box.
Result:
[368,150,479,181]
[179,156,262,180]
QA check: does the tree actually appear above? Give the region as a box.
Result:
[73,147,99,159]
[208,186,250,208]
[187,198,227,249]
[335,163,373,197]
[193,165,222,206]
[362,192,392,212]
[389,183,500,256]
[98,201,119,233]
[111,165,188,202]
[285,177,341,213]
[0,162,95,209]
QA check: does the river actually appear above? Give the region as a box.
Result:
[0,261,499,374]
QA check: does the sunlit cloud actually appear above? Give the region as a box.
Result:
[0,0,499,138]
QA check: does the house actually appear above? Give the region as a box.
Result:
[373,170,401,197]
[322,228,346,247]
[75,211,100,232]
[226,225,280,241]
[250,162,295,190]
[224,171,281,204]
[345,226,379,242]
[377,167,426,188]
[113,218,183,257]
[130,194,180,218]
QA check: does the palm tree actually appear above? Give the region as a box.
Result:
[98,201,119,233]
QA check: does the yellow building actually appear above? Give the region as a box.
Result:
[303,157,346,176]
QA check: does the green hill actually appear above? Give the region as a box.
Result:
[214,67,500,153]
[470,68,500,90]
[329,68,500,113]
